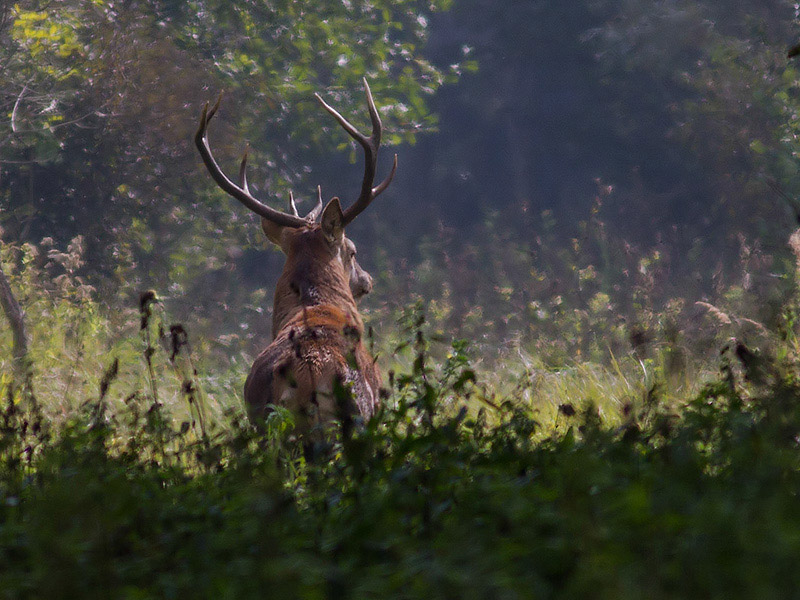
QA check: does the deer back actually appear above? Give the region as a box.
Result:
[245,225,380,433]
[244,304,380,434]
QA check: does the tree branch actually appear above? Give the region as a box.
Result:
[10,84,27,134]
[0,260,29,376]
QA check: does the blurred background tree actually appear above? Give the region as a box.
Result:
[376,0,800,344]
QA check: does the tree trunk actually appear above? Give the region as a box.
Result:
[0,260,29,377]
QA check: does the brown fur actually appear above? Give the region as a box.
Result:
[244,223,380,434]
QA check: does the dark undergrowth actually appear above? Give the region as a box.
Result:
[2,327,800,600]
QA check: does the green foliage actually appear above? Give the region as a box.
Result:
[0,0,453,302]
[2,297,800,598]
[0,236,242,429]
[3,222,800,598]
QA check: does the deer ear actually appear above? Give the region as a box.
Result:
[260,218,286,250]
[321,197,344,244]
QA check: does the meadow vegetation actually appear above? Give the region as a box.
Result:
[1,225,800,598]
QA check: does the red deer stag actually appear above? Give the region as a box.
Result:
[195,79,396,435]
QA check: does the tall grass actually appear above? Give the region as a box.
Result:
[2,231,800,597]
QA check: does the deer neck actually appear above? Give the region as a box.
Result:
[271,247,360,338]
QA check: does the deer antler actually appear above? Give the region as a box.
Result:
[288,186,323,221]
[315,78,398,227]
[195,96,311,228]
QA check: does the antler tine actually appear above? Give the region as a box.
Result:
[363,78,382,145]
[314,95,368,146]
[373,153,398,197]
[289,191,299,217]
[315,78,397,227]
[239,144,251,194]
[195,96,310,229]
[206,94,221,121]
[288,187,324,220]
[306,185,324,222]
